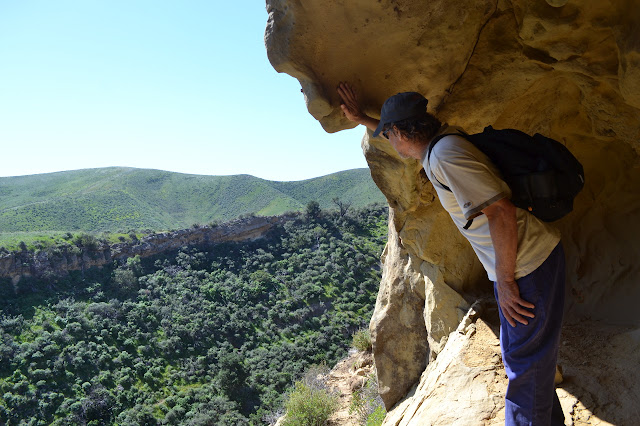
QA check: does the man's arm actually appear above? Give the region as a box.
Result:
[337,82,380,132]
[482,197,535,327]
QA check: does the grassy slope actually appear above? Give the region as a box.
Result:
[0,167,384,236]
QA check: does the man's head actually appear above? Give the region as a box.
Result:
[373,92,442,160]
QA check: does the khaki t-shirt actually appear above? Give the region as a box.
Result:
[423,126,561,281]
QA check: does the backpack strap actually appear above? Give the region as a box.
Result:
[426,133,454,191]
[426,132,474,230]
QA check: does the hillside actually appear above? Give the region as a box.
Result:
[0,167,385,234]
[0,205,388,424]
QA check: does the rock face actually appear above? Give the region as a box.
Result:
[369,208,429,408]
[382,302,507,425]
[0,215,287,283]
[266,0,640,421]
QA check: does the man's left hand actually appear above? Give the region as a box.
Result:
[496,279,535,327]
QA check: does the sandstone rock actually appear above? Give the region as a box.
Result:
[382,302,507,426]
[351,351,374,371]
[422,261,471,359]
[381,303,640,425]
[266,0,497,133]
[555,364,563,385]
[325,350,377,426]
[369,209,429,410]
[0,215,288,282]
[266,0,640,415]
[349,375,367,392]
[554,322,640,425]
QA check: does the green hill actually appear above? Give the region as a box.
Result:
[0,167,385,234]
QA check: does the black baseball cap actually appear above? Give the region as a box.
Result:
[372,92,429,137]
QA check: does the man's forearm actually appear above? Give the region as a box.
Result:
[483,197,535,326]
[356,115,380,133]
[484,198,518,283]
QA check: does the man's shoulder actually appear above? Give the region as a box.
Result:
[428,127,498,177]
[430,129,475,160]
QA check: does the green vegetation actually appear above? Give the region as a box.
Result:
[0,230,149,253]
[366,406,386,426]
[351,328,372,352]
[0,231,73,252]
[281,364,339,426]
[0,204,388,424]
[350,372,386,426]
[0,168,385,246]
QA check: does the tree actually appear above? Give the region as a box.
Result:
[215,350,248,401]
[332,197,352,217]
[0,204,389,424]
[305,201,321,219]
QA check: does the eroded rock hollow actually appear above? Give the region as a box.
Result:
[266,0,640,423]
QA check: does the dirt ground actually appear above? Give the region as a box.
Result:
[467,303,640,425]
[325,349,376,426]
[555,320,640,425]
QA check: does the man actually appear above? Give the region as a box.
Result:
[337,82,566,425]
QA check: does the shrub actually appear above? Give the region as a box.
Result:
[282,381,338,426]
[72,233,99,250]
[281,364,338,426]
[113,268,137,290]
[351,328,372,352]
[305,201,321,220]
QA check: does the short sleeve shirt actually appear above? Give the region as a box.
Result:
[423,126,561,281]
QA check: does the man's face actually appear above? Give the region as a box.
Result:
[387,128,413,159]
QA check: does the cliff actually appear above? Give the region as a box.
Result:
[265,0,640,424]
[0,215,288,285]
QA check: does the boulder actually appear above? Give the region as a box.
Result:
[369,208,429,409]
[381,302,507,426]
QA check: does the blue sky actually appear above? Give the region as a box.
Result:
[0,1,367,181]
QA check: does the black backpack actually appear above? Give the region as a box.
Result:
[427,126,585,229]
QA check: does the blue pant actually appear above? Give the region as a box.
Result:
[494,242,566,426]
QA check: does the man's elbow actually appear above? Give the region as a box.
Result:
[482,197,516,221]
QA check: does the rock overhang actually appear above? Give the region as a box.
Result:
[264,0,640,324]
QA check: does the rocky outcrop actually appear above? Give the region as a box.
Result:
[266,0,640,421]
[381,300,640,425]
[382,302,507,425]
[369,208,430,408]
[0,215,288,284]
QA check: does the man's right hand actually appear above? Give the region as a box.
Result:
[337,82,365,123]
[337,82,380,132]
